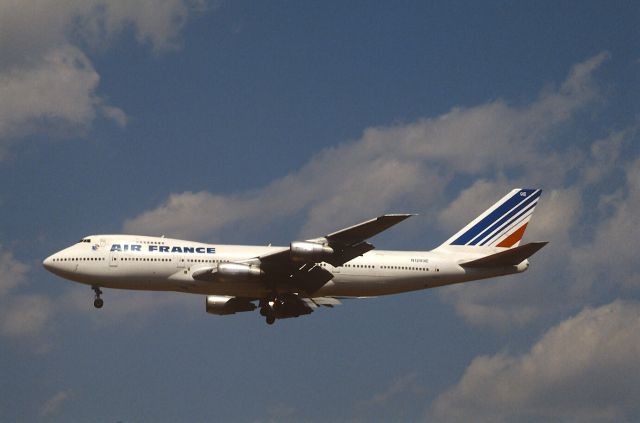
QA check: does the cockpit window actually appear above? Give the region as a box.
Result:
[77,239,92,243]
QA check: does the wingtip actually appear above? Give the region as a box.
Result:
[381,213,416,219]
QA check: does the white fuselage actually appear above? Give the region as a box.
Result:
[43,235,527,298]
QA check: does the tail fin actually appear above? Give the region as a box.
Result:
[439,188,542,249]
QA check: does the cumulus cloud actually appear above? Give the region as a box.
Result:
[438,184,584,329]
[0,294,53,338]
[570,157,640,293]
[432,104,639,329]
[431,300,640,423]
[439,283,544,330]
[0,0,205,64]
[0,247,29,295]
[358,372,427,408]
[0,45,117,141]
[0,246,54,339]
[351,373,428,422]
[437,179,510,233]
[122,53,639,330]
[125,53,608,243]
[61,287,198,327]
[40,389,73,417]
[0,0,205,156]
[0,242,194,342]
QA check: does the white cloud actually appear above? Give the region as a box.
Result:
[73,0,207,51]
[437,185,584,329]
[582,129,628,185]
[524,187,582,246]
[0,0,204,61]
[61,287,198,327]
[0,241,198,344]
[351,373,429,422]
[344,372,429,423]
[0,45,117,141]
[0,0,206,155]
[0,294,53,338]
[0,246,29,296]
[570,157,640,293]
[439,282,544,330]
[437,180,510,233]
[436,120,638,329]
[99,103,128,128]
[0,245,53,340]
[40,389,73,417]
[124,53,608,243]
[431,300,640,423]
[124,157,444,241]
[122,53,638,331]
[357,373,427,409]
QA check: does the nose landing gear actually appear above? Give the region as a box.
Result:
[92,286,104,309]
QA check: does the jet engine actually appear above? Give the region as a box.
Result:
[216,263,263,282]
[290,241,334,262]
[206,295,257,315]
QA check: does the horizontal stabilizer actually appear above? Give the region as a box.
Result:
[460,242,548,268]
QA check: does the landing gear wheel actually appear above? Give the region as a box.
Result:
[92,286,103,309]
[266,315,275,325]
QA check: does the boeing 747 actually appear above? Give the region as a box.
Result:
[43,188,547,324]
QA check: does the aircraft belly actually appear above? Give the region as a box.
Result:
[66,265,184,291]
[316,274,432,297]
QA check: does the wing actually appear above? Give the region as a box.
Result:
[260,214,413,268]
[193,214,413,298]
[255,214,413,294]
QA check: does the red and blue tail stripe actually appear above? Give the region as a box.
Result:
[442,188,542,249]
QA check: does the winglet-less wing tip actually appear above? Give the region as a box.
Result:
[326,213,415,244]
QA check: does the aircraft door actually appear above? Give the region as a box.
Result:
[175,255,185,268]
[109,251,120,267]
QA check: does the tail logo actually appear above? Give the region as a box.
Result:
[449,188,541,248]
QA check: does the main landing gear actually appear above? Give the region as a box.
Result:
[92,286,104,309]
[259,299,276,325]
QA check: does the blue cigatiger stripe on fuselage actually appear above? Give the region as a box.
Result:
[469,190,540,246]
[451,189,537,245]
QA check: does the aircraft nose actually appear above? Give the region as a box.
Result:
[42,255,55,272]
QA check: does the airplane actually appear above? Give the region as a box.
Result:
[43,188,547,324]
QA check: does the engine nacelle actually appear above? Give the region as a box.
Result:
[290,241,334,262]
[206,295,257,315]
[216,263,263,281]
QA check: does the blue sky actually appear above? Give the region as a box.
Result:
[1,1,639,422]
